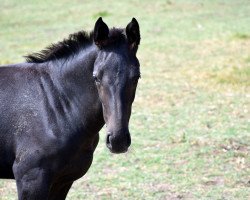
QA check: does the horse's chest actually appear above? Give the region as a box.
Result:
[54,135,99,180]
[56,149,94,181]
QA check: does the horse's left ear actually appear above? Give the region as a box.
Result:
[94,17,109,47]
[126,18,140,52]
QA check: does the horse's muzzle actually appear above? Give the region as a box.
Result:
[106,131,131,154]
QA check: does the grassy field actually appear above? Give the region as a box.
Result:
[0,0,250,199]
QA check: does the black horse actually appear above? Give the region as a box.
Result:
[0,17,140,200]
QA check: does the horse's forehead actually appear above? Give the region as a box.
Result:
[97,49,139,76]
[100,51,128,68]
[104,50,126,60]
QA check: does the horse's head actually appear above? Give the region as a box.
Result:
[93,18,140,154]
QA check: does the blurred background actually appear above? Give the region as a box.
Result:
[0,0,249,199]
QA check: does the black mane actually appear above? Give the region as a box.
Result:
[25,28,125,63]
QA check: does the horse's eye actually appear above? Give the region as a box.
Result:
[93,75,100,83]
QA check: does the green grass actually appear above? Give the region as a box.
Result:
[0,0,250,199]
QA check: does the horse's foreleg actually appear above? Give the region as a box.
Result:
[48,181,74,200]
[13,166,51,200]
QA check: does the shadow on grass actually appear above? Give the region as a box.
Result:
[92,11,111,19]
[232,33,250,40]
[210,65,250,86]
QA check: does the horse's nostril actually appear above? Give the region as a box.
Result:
[106,131,130,153]
[106,133,112,146]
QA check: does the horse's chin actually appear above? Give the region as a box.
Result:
[106,143,128,154]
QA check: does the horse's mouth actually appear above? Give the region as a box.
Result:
[107,146,128,154]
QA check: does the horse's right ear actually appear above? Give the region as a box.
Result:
[93,17,109,47]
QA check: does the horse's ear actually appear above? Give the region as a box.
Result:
[126,18,140,52]
[93,17,109,47]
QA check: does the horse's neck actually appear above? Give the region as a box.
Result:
[47,45,104,133]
